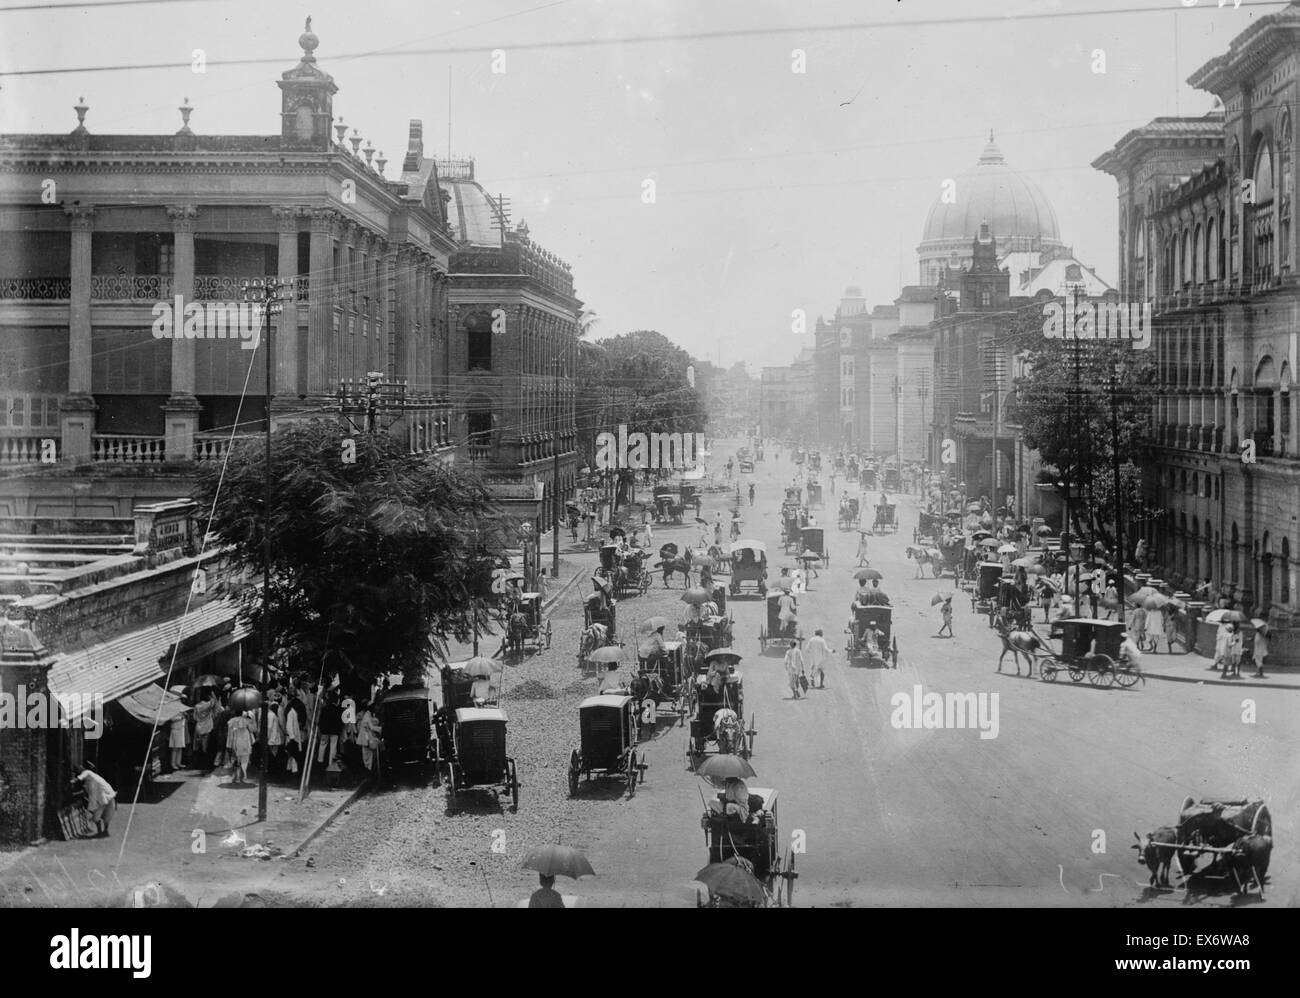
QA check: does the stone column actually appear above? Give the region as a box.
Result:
[376,240,391,377]
[60,205,97,461]
[273,207,301,405]
[308,209,337,394]
[163,204,201,462]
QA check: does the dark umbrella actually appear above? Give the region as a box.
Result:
[228,687,261,712]
[695,753,757,786]
[694,862,767,906]
[521,844,595,880]
[609,527,626,540]
[853,568,882,581]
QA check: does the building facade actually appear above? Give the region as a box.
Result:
[760,350,816,440]
[1093,2,1300,624]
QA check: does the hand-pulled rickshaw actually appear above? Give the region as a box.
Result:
[860,467,877,490]
[1040,618,1141,687]
[375,684,436,785]
[633,638,689,721]
[759,589,800,651]
[800,526,828,568]
[781,509,802,553]
[616,548,653,596]
[568,694,646,797]
[728,539,768,597]
[845,604,898,668]
[653,489,685,524]
[503,591,551,656]
[438,706,520,810]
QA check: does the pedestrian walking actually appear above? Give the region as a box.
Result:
[168,709,190,772]
[72,764,117,838]
[804,629,833,688]
[1222,622,1243,679]
[264,698,284,773]
[1145,603,1165,653]
[193,689,216,769]
[1164,605,1179,654]
[226,710,255,784]
[856,532,869,567]
[783,643,807,699]
[1252,623,1269,678]
[1128,604,1147,650]
[938,596,953,637]
[316,691,344,774]
[1211,621,1232,672]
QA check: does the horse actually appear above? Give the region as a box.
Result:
[656,542,694,588]
[713,707,743,755]
[578,622,609,666]
[995,622,1043,677]
[905,546,943,578]
[504,610,528,658]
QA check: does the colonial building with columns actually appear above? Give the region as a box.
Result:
[1093,1,1300,627]
[0,21,460,516]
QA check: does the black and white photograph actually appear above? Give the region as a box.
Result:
[0,0,1294,934]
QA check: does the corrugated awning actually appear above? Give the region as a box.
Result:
[117,683,189,726]
[47,600,246,722]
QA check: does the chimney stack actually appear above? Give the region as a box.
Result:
[402,119,424,173]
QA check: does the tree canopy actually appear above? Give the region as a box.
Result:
[194,420,508,685]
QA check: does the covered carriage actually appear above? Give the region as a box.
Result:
[375,684,436,784]
[872,501,897,533]
[687,661,754,762]
[439,706,519,810]
[567,695,645,797]
[503,592,551,656]
[728,539,768,597]
[845,604,897,668]
[759,589,800,651]
[700,787,795,902]
[971,562,1003,618]
[837,496,861,531]
[1040,618,1141,688]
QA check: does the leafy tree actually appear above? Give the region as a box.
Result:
[1004,298,1162,558]
[194,421,508,686]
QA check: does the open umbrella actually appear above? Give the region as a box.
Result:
[930,592,955,606]
[638,616,670,635]
[971,530,993,541]
[521,844,595,880]
[978,537,1000,549]
[798,549,821,562]
[586,646,624,665]
[967,501,982,512]
[1010,557,1038,568]
[853,567,882,581]
[731,538,766,553]
[1038,577,1061,593]
[696,753,757,786]
[681,587,711,605]
[704,648,743,663]
[998,543,1017,554]
[1131,586,1159,604]
[609,527,626,540]
[694,862,767,906]
[1251,618,1269,632]
[1205,608,1246,625]
[1035,525,1053,536]
[229,687,261,713]
[464,656,497,679]
[1143,594,1170,610]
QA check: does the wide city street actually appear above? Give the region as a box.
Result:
[264,442,1297,908]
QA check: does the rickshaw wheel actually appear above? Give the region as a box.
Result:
[1114,663,1141,688]
[447,762,459,799]
[626,751,637,796]
[567,750,581,797]
[1067,663,1085,682]
[1041,662,1059,682]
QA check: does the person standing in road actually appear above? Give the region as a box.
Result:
[1222,622,1243,679]
[226,709,255,785]
[168,708,190,772]
[193,689,216,770]
[938,596,954,638]
[1252,623,1269,678]
[804,628,833,689]
[856,531,869,567]
[316,692,344,775]
[784,642,807,699]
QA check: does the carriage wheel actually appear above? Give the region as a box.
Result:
[1040,662,1059,682]
[1252,804,1272,837]
[1067,662,1085,682]
[684,739,695,770]
[1114,662,1141,688]
[447,762,459,800]
[543,621,552,649]
[626,751,638,796]
[567,749,581,798]
[508,759,519,812]
[1090,660,1115,687]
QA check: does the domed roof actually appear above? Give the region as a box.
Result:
[439,177,508,247]
[843,285,864,298]
[921,134,1061,249]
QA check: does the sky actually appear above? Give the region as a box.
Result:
[0,0,1279,370]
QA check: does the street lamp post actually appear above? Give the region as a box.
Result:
[241,277,290,823]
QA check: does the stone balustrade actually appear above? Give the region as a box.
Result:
[92,434,167,464]
[0,277,71,300]
[0,436,53,464]
[90,274,174,300]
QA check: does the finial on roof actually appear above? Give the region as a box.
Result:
[73,96,89,132]
[299,16,319,62]
[177,97,194,134]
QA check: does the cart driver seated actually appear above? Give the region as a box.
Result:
[736,546,757,570]
[639,623,670,678]
[722,775,750,823]
[471,672,497,705]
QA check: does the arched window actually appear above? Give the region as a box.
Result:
[1192,515,1201,578]
[1205,218,1217,282]
[1256,355,1277,455]
[465,310,494,371]
[1181,230,1192,286]
[1193,224,1204,284]
[1262,530,1274,608]
[1280,361,1292,457]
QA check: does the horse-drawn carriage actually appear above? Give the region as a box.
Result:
[915,510,944,545]
[860,467,877,490]
[781,508,803,554]
[634,639,690,720]
[837,496,860,531]
[375,684,436,785]
[728,540,768,597]
[872,501,897,534]
[783,485,802,506]
[687,663,754,762]
[615,548,653,596]
[653,488,686,524]
[1040,618,1141,687]
[503,592,551,656]
[567,694,645,797]
[439,706,520,810]
[758,590,800,651]
[971,562,1003,620]
[679,482,703,519]
[700,787,795,903]
[845,604,897,667]
[799,526,828,571]
[991,578,1033,631]
[806,482,823,509]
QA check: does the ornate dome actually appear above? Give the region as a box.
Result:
[919,134,1062,261]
